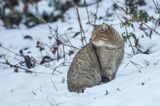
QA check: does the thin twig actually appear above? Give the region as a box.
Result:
[62,44,66,62]
[40,63,63,74]
[113,1,160,36]
[52,62,70,75]
[140,21,160,36]
[50,79,58,91]
[130,60,142,73]
[0,44,21,56]
[94,0,99,24]
[114,10,136,55]
[74,3,87,45]
[0,61,57,75]
[64,33,79,50]
[34,15,80,50]
[124,26,136,55]
[152,0,160,10]
[84,0,90,23]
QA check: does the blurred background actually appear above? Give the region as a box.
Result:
[0,0,148,29]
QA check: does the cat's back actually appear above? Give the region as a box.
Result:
[67,43,101,92]
[68,43,99,75]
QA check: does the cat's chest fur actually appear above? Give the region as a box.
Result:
[94,46,122,73]
[97,47,115,60]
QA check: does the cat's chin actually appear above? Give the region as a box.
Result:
[104,44,118,48]
[92,42,118,49]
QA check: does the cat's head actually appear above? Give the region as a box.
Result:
[91,23,124,49]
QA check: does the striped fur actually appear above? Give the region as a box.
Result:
[67,23,124,92]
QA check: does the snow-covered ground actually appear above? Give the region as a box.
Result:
[0,0,160,106]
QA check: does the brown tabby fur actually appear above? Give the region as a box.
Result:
[67,23,124,92]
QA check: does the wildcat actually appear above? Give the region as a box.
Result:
[67,23,124,92]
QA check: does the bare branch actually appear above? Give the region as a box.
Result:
[114,10,136,55]
[74,3,87,45]
[51,79,58,91]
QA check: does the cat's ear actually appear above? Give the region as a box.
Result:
[100,23,108,31]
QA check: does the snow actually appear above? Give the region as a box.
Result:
[0,0,160,106]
